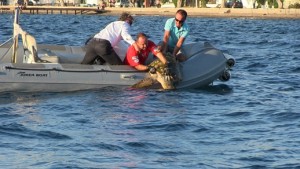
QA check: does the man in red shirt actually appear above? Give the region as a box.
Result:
[124,33,167,72]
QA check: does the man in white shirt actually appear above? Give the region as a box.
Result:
[81,12,135,65]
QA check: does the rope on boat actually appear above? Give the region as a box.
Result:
[4,66,141,74]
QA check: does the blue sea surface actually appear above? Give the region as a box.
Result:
[0,13,300,168]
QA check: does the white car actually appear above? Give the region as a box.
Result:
[114,0,130,7]
[27,0,37,5]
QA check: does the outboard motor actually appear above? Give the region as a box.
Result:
[219,70,231,81]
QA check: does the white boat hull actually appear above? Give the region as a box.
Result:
[0,41,234,92]
[0,8,234,92]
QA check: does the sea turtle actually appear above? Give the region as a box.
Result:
[132,53,182,90]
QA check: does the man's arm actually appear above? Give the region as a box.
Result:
[134,52,167,71]
[161,30,170,53]
[121,23,135,45]
[155,52,167,65]
[173,36,185,56]
[134,64,149,71]
[121,23,139,51]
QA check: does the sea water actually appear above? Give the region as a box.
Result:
[0,13,300,168]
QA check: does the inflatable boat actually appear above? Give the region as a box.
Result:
[0,8,235,92]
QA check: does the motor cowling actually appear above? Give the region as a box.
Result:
[219,70,231,81]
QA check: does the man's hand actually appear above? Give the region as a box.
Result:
[176,53,187,62]
[156,45,162,53]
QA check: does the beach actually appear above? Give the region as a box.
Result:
[102,7,300,19]
[1,5,300,19]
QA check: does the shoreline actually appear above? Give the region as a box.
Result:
[1,6,300,19]
[102,7,300,19]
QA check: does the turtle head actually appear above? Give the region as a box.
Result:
[149,71,175,90]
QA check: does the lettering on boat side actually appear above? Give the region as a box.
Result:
[16,72,49,77]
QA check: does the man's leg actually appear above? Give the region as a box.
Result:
[81,40,97,64]
[94,40,123,65]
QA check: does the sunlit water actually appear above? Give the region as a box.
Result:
[0,13,300,168]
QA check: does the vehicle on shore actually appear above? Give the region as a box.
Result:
[114,0,130,7]
[225,0,243,8]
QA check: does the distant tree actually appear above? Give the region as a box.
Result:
[267,0,278,8]
[279,0,284,8]
[177,0,182,7]
[288,2,300,8]
[275,0,283,8]
[257,0,266,6]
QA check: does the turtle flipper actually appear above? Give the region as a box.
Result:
[131,77,157,89]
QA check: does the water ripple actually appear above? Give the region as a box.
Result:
[1,14,299,169]
[0,123,71,140]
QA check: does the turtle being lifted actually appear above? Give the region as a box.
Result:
[132,53,182,90]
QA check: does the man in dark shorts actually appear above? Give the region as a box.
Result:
[81,12,135,65]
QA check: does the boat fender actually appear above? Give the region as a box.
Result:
[226,58,235,68]
[219,70,231,82]
[224,54,235,68]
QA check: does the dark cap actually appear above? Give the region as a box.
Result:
[119,12,133,21]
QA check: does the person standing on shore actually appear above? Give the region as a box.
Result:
[160,9,189,62]
[81,12,136,65]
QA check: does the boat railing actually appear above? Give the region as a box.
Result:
[0,8,23,63]
[0,37,15,62]
[10,8,60,64]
